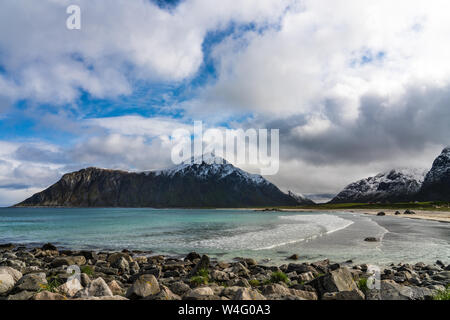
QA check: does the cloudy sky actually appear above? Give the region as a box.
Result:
[1,0,450,206]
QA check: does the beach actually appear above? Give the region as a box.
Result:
[0,244,449,300]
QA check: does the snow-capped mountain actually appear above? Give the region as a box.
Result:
[418,147,450,201]
[152,154,267,185]
[330,168,427,204]
[16,154,301,208]
[287,191,315,205]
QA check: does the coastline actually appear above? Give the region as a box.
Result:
[6,206,450,223]
[0,244,448,300]
[243,208,450,223]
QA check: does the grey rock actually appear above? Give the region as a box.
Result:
[233,287,266,300]
[322,290,364,300]
[190,255,210,276]
[33,291,66,300]
[77,277,113,297]
[183,287,216,300]
[6,290,35,300]
[145,285,181,300]
[309,267,362,298]
[126,274,160,299]
[13,272,47,292]
[169,281,191,296]
[0,273,15,294]
[0,266,23,282]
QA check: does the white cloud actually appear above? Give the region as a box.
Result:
[191,0,450,119]
[0,0,291,105]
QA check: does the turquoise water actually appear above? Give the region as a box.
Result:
[0,208,449,265]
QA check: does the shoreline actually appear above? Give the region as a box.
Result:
[245,207,450,223]
[0,244,448,300]
[5,206,450,223]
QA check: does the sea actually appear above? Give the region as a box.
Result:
[0,208,449,266]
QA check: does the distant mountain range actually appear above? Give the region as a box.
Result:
[330,147,450,203]
[15,154,313,208]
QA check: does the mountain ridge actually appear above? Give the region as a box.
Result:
[15,155,313,208]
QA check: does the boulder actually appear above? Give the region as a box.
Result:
[42,243,57,251]
[233,287,266,300]
[288,254,299,260]
[0,266,23,282]
[51,256,86,267]
[108,252,133,264]
[184,287,215,300]
[146,285,181,300]
[169,281,191,296]
[0,273,15,294]
[0,243,15,251]
[243,258,257,266]
[33,291,66,300]
[76,295,129,300]
[126,274,160,299]
[108,280,124,295]
[322,291,364,300]
[231,263,250,278]
[364,237,380,242]
[309,267,363,298]
[185,252,201,261]
[134,256,148,264]
[290,289,318,300]
[367,280,436,300]
[80,273,91,287]
[76,277,113,298]
[262,283,291,296]
[190,255,210,276]
[210,270,230,281]
[56,278,83,297]
[6,290,35,300]
[111,256,129,273]
[431,271,450,283]
[404,210,416,215]
[13,272,47,292]
[287,263,316,275]
[377,212,386,216]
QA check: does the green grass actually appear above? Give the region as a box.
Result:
[270,271,290,284]
[190,275,208,286]
[39,278,62,293]
[433,285,450,300]
[190,268,209,286]
[81,265,94,276]
[273,201,450,212]
[197,268,209,278]
[249,279,260,287]
[357,278,369,293]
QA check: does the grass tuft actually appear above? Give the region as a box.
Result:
[433,285,450,300]
[357,277,369,293]
[81,265,94,276]
[270,271,290,284]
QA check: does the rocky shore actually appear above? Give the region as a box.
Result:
[0,243,449,300]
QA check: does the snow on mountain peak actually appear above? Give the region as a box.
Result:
[150,153,268,185]
[331,167,427,203]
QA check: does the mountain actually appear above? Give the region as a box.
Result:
[417,147,450,201]
[15,154,305,208]
[287,191,315,205]
[330,168,427,204]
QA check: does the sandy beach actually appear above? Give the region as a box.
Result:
[268,208,450,223]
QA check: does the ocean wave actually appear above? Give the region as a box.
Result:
[188,214,354,251]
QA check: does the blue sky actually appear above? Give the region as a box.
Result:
[1,0,450,206]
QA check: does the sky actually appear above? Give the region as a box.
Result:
[1,0,450,206]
